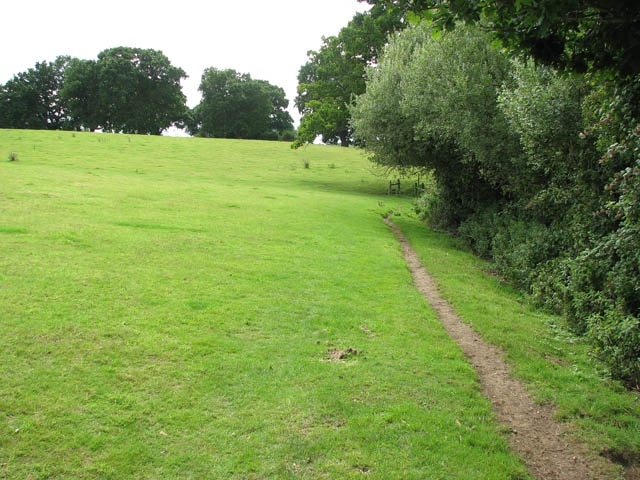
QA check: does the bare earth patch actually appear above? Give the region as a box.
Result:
[323,347,359,362]
[384,218,619,480]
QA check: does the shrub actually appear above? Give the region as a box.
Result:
[457,208,499,259]
[492,219,561,290]
[589,311,640,387]
[355,20,640,386]
[530,257,572,315]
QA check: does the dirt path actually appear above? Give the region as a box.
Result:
[384,218,618,480]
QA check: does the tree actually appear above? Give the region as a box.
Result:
[295,35,360,147]
[91,47,188,134]
[60,47,187,134]
[351,22,514,227]
[1,48,187,134]
[362,0,640,77]
[193,68,293,140]
[350,25,446,170]
[0,56,71,130]
[293,7,404,148]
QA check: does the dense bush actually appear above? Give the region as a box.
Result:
[494,72,640,385]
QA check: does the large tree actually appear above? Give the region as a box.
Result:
[192,68,293,140]
[293,6,404,148]
[352,23,515,226]
[62,47,187,134]
[0,56,71,130]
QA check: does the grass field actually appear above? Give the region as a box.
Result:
[0,130,637,479]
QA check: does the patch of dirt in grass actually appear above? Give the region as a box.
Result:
[323,347,359,362]
[384,218,620,480]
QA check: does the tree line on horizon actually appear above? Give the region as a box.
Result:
[0,47,294,140]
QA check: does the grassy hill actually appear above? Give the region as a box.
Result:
[0,130,637,479]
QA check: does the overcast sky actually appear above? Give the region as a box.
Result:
[3,0,369,125]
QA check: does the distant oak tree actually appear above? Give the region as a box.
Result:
[191,68,293,140]
[62,47,187,134]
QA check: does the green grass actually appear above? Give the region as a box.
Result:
[0,129,635,479]
[0,130,526,479]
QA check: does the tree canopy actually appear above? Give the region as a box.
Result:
[351,23,514,225]
[64,47,188,134]
[362,0,640,77]
[190,68,293,140]
[293,6,404,148]
[0,56,70,130]
[61,57,101,132]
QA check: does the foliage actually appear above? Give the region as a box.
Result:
[0,56,71,130]
[350,25,434,170]
[589,312,640,387]
[94,47,187,134]
[258,79,295,138]
[498,65,588,201]
[499,72,640,383]
[294,38,354,147]
[352,22,512,228]
[192,68,293,140]
[293,7,404,148]
[362,0,640,77]
[573,79,640,383]
[352,17,640,384]
[492,65,597,287]
[60,58,102,131]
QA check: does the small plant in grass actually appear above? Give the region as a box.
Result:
[301,158,310,169]
[8,152,18,162]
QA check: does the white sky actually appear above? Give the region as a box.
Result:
[3,0,369,126]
